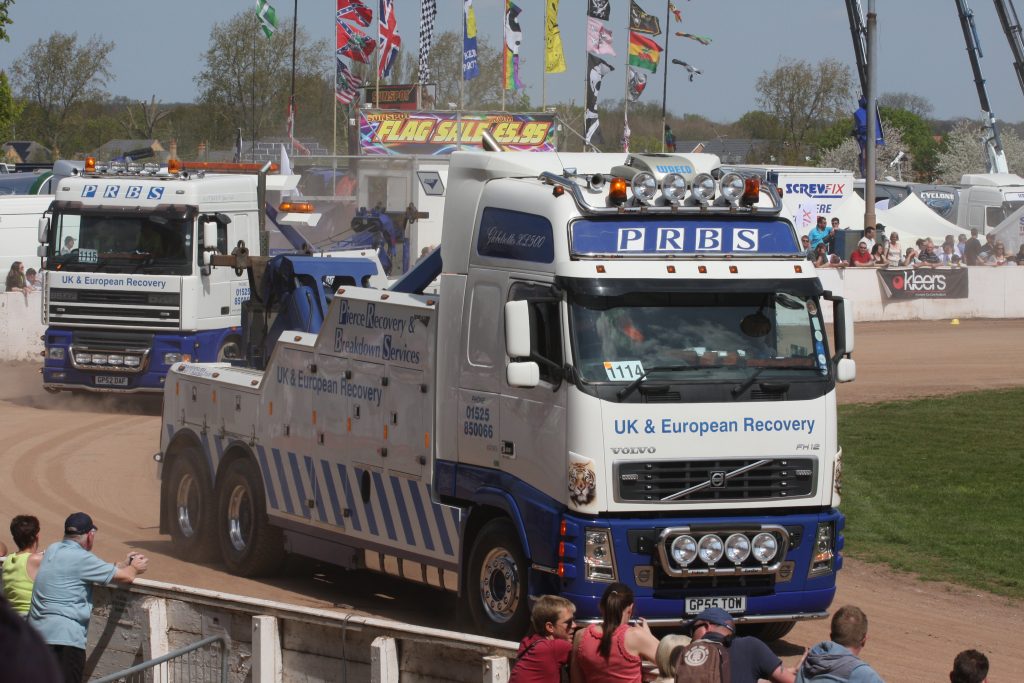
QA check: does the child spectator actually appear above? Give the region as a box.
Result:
[949,649,988,683]
[902,247,920,267]
[2,516,43,616]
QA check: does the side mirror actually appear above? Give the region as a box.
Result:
[37,216,49,244]
[507,361,540,388]
[836,357,856,383]
[202,219,218,252]
[504,300,532,359]
[37,244,47,258]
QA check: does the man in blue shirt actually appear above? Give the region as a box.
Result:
[28,512,149,683]
[684,607,797,682]
[798,605,885,682]
[808,216,834,251]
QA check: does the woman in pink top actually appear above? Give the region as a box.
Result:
[570,582,660,683]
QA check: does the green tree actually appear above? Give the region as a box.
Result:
[818,120,910,180]
[0,70,22,140]
[194,12,329,146]
[0,1,13,42]
[755,58,854,164]
[9,32,114,154]
[880,107,938,179]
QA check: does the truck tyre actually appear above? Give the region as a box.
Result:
[217,336,242,362]
[216,457,285,577]
[738,621,796,642]
[165,452,218,561]
[465,518,530,640]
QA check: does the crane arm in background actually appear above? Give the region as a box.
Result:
[992,0,1024,96]
[955,0,1010,173]
[845,0,869,96]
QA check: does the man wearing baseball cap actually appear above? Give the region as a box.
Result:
[28,512,149,683]
[683,607,798,683]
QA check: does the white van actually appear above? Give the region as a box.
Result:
[0,195,53,275]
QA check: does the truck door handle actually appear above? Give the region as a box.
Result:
[501,441,515,457]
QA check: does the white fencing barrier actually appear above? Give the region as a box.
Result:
[0,291,44,361]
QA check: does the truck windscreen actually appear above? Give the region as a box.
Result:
[45,212,193,275]
[569,290,830,386]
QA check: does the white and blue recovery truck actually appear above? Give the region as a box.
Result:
[38,160,324,393]
[158,151,856,639]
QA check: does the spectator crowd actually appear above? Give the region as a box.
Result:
[802,216,1022,269]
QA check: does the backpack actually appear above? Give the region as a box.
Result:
[673,638,731,683]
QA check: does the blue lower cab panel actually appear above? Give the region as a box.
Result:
[559,508,844,623]
[43,328,234,391]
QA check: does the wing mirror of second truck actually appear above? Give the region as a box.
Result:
[37,215,49,244]
[831,296,856,383]
[504,300,540,388]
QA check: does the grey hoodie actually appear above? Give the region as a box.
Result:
[797,641,885,683]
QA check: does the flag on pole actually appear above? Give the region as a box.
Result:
[587,0,610,20]
[378,0,402,79]
[503,1,524,91]
[586,17,616,56]
[338,21,376,63]
[585,53,614,145]
[622,109,631,153]
[629,0,661,36]
[676,32,712,46]
[626,66,647,102]
[337,0,372,28]
[336,59,363,104]
[628,31,662,73]
[419,0,437,83]
[545,0,566,74]
[463,0,480,80]
[668,1,682,22]
[255,0,278,38]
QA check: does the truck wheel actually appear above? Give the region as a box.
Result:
[464,518,530,640]
[217,337,242,362]
[738,621,796,642]
[216,457,284,576]
[165,453,217,561]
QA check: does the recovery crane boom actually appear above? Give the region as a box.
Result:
[955,0,1010,173]
[992,0,1024,96]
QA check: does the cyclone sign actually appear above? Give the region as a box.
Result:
[878,268,968,299]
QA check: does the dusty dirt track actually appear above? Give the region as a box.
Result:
[2,319,1022,682]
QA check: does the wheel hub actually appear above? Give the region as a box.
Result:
[175,472,197,538]
[227,483,253,552]
[479,547,520,623]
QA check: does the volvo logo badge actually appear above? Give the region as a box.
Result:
[710,471,727,487]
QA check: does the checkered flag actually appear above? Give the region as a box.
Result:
[418,0,437,83]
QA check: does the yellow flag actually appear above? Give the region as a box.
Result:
[545,0,567,74]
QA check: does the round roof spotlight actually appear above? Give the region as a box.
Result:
[661,173,688,204]
[691,173,716,204]
[631,171,658,205]
[720,173,745,205]
[670,535,697,566]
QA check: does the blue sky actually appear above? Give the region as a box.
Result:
[1,0,1023,124]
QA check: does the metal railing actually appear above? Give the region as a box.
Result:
[92,635,229,683]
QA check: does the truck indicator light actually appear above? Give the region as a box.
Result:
[167,158,181,175]
[279,201,314,213]
[84,157,96,173]
[666,265,676,273]
[698,265,708,274]
[552,185,564,198]
[794,265,803,273]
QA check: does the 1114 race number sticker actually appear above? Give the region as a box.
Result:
[604,360,644,381]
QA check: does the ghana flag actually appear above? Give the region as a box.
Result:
[628,31,662,73]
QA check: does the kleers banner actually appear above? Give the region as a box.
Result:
[359,111,556,155]
[877,268,968,299]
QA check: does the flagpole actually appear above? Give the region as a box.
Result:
[252,13,257,162]
[375,1,381,110]
[582,6,589,152]
[661,0,670,153]
[501,1,507,113]
[290,0,298,155]
[624,10,630,153]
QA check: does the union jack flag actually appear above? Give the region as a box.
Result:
[338,21,376,63]
[378,0,402,79]
[337,0,372,28]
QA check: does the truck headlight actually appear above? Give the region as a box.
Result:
[724,533,751,564]
[631,172,658,204]
[90,353,108,364]
[697,534,723,564]
[691,173,716,203]
[163,352,184,365]
[661,173,687,204]
[808,522,835,578]
[670,535,697,566]
[720,173,745,205]
[74,352,91,364]
[584,528,617,582]
[751,532,778,563]
[107,354,124,366]
[48,347,65,360]
[124,355,142,368]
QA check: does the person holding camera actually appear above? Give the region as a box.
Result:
[28,513,149,683]
[570,582,660,683]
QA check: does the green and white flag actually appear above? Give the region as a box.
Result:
[256,0,278,38]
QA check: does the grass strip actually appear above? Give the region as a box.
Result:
[839,388,1024,599]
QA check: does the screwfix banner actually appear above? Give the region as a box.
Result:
[877,268,969,299]
[359,111,557,155]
